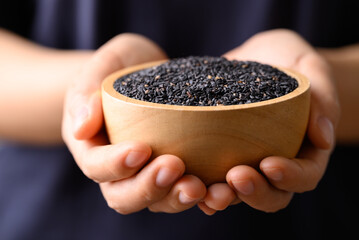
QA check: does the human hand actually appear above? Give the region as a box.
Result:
[62,34,206,214]
[198,29,340,214]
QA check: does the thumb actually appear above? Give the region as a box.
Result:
[64,33,167,140]
[70,90,103,140]
[307,92,337,150]
[302,56,340,150]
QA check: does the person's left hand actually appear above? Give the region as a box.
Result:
[197,29,340,215]
[62,34,207,215]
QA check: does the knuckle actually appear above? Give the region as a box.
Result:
[102,187,134,215]
[114,208,132,215]
[106,199,133,215]
[139,188,156,204]
[264,203,287,213]
[81,161,104,183]
[149,202,182,214]
[147,205,161,213]
[103,146,123,180]
[72,148,101,182]
[169,201,185,213]
[264,197,292,213]
[210,201,228,211]
[303,180,319,193]
[290,177,318,193]
[302,163,323,192]
[106,200,118,211]
[91,47,122,72]
[81,165,99,183]
[115,33,139,41]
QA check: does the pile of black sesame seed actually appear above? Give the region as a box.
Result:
[113,56,298,106]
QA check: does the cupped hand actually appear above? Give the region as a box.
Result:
[62,33,206,214]
[198,29,340,215]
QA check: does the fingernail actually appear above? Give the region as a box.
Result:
[74,106,89,131]
[125,151,148,168]
[264,168,283,181]
[156,168,180,188]
[232,180,254,195]
[179,192,196,204]
[317,116,334,148]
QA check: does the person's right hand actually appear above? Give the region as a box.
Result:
[62,33,207,214]
[198,29,340,215]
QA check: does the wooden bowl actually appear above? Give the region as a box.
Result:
[102,60,310,185]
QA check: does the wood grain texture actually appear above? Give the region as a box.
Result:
[102,60,310,185]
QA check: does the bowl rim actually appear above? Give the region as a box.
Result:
[102,59,310,112]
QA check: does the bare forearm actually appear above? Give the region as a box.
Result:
[0,29,93,145]
[318,44,359,144]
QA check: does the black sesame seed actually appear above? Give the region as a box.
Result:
[113,56,298,106]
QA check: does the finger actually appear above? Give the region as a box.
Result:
[227,165,293,213]
[197,202,217,216]
[197,184,240,216]
[296,53,339,150]
[306,81,337,150]
[198,194,241,215]
[202,183,238,211]
[67,89,103,140]
[64,33,167,141]
[74,139,152,183]
[100,154,185,215]
[148,175,206,213]
[260,142,331,193]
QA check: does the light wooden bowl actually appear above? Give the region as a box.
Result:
[102,60,310,185]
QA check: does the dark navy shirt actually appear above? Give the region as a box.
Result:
[1,1,358,239]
